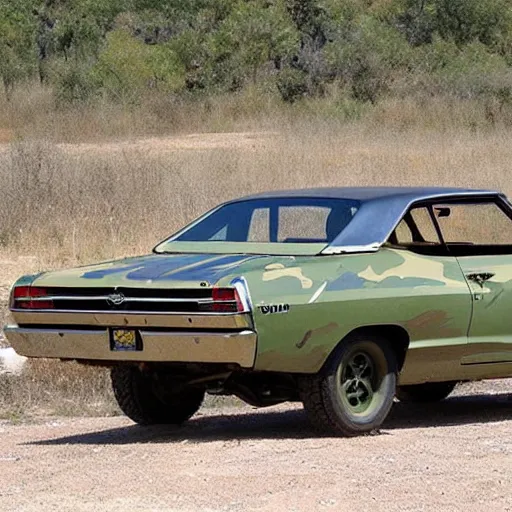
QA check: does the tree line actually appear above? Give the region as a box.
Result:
[1,0,511,105]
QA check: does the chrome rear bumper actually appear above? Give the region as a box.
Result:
[10,310,253,330]
[4,326,257,368]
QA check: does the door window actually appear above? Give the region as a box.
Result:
[434,202,512,246]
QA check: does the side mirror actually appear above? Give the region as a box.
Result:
[435,207,451,218]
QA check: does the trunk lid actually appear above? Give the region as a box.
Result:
[32,253,266,289]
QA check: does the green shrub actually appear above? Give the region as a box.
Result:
[387,0,437,46]
[209,0,299,89]
[0,0,37,97]
[435,0,512,49]
[54,64,96,103]
[433,42,511,98]
[277,67,309,102]
[324,15,412,102]
[91,28,185,101]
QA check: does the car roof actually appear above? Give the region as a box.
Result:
[231,186,504,254]
[237,186,497,203]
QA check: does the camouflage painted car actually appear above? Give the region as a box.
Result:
[6,187,512,436]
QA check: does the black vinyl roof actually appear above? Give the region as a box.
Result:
[238,186,497,203]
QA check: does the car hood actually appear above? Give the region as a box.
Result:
[30,253,286,289]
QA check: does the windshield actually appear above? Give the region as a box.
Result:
[155,197,360,254]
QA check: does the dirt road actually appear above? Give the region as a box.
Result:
[1,388,511,512]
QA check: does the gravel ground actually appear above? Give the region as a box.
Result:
[1,384,511,512]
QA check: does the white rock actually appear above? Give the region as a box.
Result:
[0,347,27,376]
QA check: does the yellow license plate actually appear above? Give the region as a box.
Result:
[110,329,140,351]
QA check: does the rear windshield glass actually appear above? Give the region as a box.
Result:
[159,198,360,246]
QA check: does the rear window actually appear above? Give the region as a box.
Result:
[161,197,360,245]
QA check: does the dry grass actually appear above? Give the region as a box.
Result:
[1,119,511,265]
[1,92,512,418]
[0,83,285,143]
[3,82,512,142]
[0,360,118,420]
[0,359,241,420]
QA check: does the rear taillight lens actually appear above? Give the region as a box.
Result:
[11,286,54,310]
[210,287,244,313]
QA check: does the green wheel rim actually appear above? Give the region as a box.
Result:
[337,345,385,417]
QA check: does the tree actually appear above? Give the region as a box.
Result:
[435,0,512,49]
[91,28,185,101]
[210,0,299,87]
[0,0,37,97]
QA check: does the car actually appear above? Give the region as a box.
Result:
[5,186,512,436]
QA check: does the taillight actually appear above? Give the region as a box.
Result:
[210,287,244,313]
[11,286,54,310]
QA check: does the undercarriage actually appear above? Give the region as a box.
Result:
[109,362,301,409]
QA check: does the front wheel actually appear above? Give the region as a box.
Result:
[300,334,397,436]
[111,365,204,425]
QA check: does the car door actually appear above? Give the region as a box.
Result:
[432,197,512,372]
[383,205,473,384]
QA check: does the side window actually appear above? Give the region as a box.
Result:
[434,202,512,245]
[392,206,441,246]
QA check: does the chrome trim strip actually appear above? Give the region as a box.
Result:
[8,327,106,335]
[321,243,381,255]
[138,329,255,337]
[10,308,245,316]
[230,277,252,313]
[16,296,217,304]
[6,327,253,337]
[10,309,252,330]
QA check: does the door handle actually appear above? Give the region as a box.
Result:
[466,272,495,287]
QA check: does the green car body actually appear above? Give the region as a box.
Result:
[6,187,512,434]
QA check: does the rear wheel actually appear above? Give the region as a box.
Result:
[300,334,397,436]
[111,365,204,425]
[396,381,456,403]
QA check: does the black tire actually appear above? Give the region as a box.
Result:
[396,381,456,403]
[299,334,397,436]
[111,365,204,425]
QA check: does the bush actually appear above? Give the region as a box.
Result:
[431,42,511,99]
[208,0,299,90]
[435,0,512,49]
[324,15,412,102]
[91,28,185,102]
[0,0,37,97]
[54,63,96,103]
[277,67,309,102]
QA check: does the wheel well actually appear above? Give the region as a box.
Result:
[325,325,410,372]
